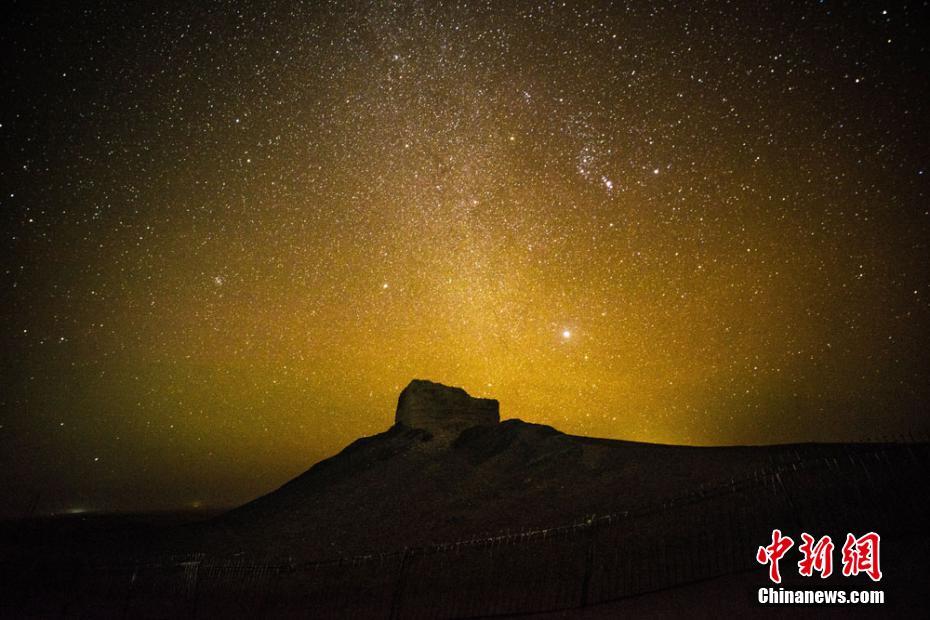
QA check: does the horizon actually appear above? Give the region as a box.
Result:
[10,377,930,519]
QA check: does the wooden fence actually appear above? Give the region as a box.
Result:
[4,443,928,618]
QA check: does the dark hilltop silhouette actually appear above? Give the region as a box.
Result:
[200,380,922,561]
[3,380,929,617]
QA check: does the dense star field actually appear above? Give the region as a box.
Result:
[1,1,928,515]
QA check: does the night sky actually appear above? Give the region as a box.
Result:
[1,1,928,516]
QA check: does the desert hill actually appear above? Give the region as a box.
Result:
[5,380,929,617]
[200,379,926,561]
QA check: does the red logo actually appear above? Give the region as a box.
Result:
[798,533,834,578]
[841,532,882,582]
[757,530,881,582]
[756,529,794,583]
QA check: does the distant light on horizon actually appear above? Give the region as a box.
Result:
[63,507,92,515]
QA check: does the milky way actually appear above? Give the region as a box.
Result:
[1,1,927,514]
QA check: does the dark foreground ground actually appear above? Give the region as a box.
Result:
[2,437,927,618]
[526,533,930,619]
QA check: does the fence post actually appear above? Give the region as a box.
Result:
[121,566,138,620]
[186,561,202,619]
[389,549,412,620]
[579,517,598,608]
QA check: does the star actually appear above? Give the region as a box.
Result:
[1,0,924,515]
